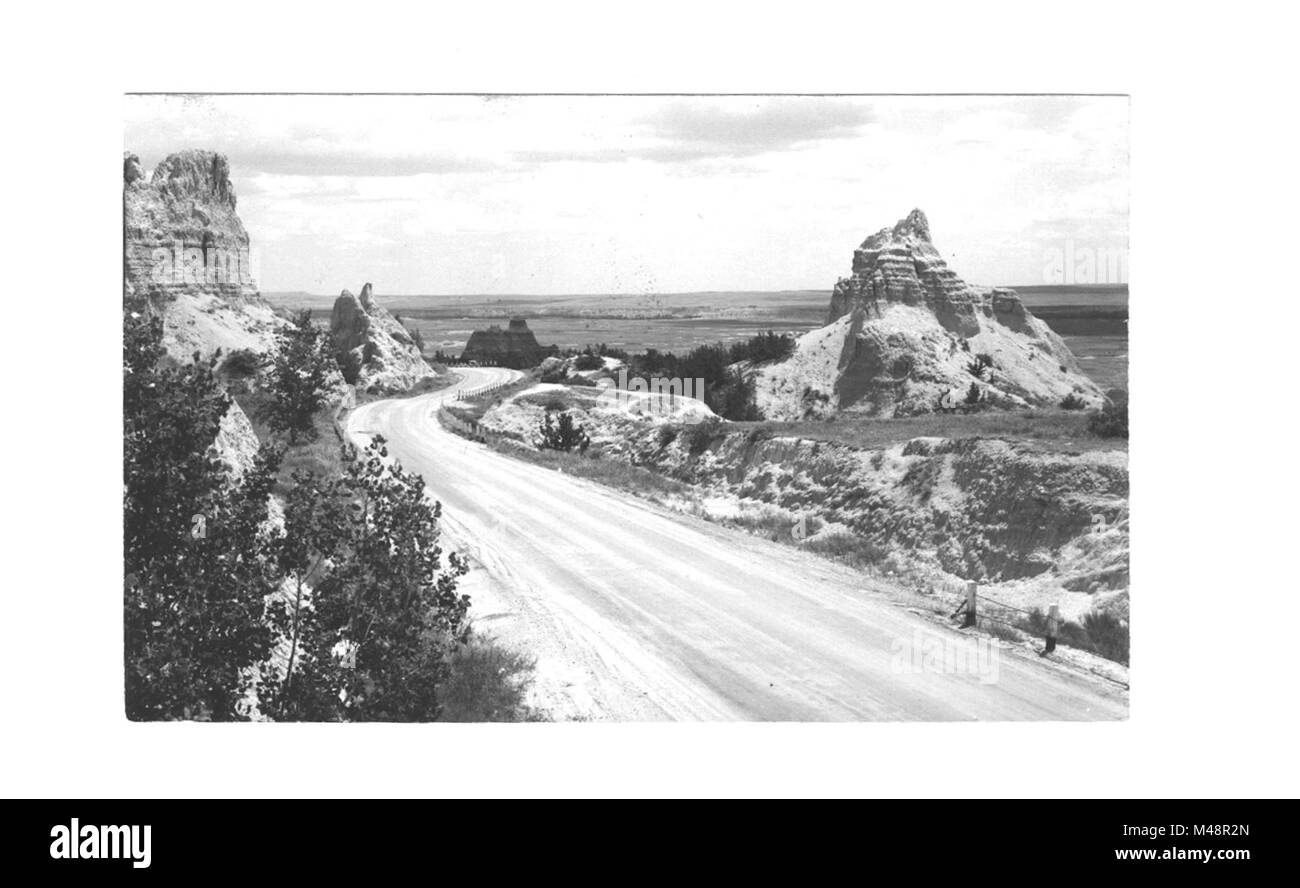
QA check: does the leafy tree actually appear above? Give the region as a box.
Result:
[263,309,335,443]
[539,362,570,384]
[536,411,590,453]
[709,368,760,421]
[262,437,470,721]
[123,309,284,720]
[728,330,795,364]
[572,352,604,371]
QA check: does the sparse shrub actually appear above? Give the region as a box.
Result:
[657,424,679,447]
[684,417,723,455]
[967,352,995,379]
[1020,608,1051,637]
[437,636,540,722]
[1081,610,1130,664]
[804,531,887,568]
[963,382,982,406]
[221,347,262,377]
[407,323,425,354]
[1087,390,1128,438]
[1017,607,1129,665]
[981,619,1023,643]
[541,396,568,412]
[572,352,604,371]
[733,509,801,541]
[536,410,589,453]
[1060,392,1088,411]
[801,385,830,405]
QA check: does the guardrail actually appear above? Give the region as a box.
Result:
[450,379,511,402]
[437,404,503,445]
[951,580,1061,653]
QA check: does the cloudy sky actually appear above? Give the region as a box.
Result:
[124,95,1128,295]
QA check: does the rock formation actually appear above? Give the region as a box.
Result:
[460,318,552,369]
[757,209,1103,419]
[329,283,434,392]
[123,149,285,360]
[208,400,261,480]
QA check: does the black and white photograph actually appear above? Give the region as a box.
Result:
[122,94,1129,722]
[5,0,1298,816]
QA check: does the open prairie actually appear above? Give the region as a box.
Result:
[268,284,1127,389]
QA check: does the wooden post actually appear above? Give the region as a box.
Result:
[963,581,977,628]
[1045,604,1060,654]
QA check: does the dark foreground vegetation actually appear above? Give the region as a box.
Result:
[124,305,535,721]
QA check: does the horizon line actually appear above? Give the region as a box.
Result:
[262,282,1130,300]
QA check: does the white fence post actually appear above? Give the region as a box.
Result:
[1045,604,1060,654]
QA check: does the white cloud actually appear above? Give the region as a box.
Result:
[124,94,1128,292]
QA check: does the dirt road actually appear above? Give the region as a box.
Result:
[349,367,1128,721]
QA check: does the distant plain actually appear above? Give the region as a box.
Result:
[268,284,1127,390]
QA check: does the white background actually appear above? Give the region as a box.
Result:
[3,1,1297,798]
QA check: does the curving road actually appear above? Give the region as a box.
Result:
[349,367,1128,721]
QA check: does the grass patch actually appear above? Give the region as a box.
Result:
[734,409,1127,453]
[730,509,800,541]
[979,618,1025,644]
[490,440,691,499]
[235,368,462,493]
[803,530,888,569]
[437,635,543,722]
[516,387,602,413]
[233,389,349,493]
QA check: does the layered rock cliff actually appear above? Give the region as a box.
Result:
[757,210,1102,419]
[460,318,551,369]
[123,149,284,360]
[330,283,434,393]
